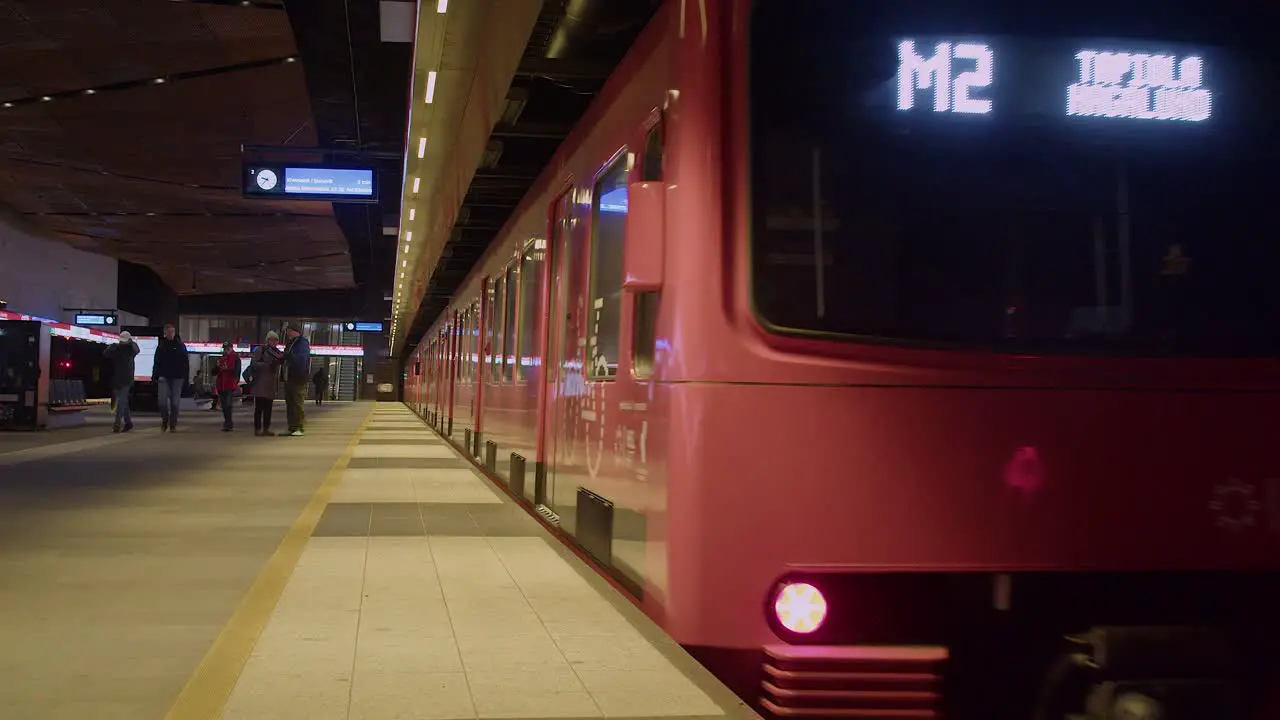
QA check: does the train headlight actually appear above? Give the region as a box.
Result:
[773,582,828,634]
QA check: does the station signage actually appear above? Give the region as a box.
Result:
[241,161,378,203]
[72,310,118,326]
[185,342,365,357]
[344,321,385,333]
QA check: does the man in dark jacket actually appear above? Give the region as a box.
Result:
[312,364,329,406]
[282,322,311,436]
[152,323,189,433]
[103,331,140,433]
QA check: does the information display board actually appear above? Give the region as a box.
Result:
[73,312,117,326]
[344,321,385,333]
[242,162,378,203]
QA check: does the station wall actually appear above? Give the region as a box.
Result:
[0,209,117,321]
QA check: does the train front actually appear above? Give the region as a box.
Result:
[694,2,1280,718]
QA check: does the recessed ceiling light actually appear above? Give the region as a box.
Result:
[408,208,415,221]
[406,231,412,242]
[417,137,427,158]
[437,0,448,12]
[412,177,420,194]
[425,71,438,103]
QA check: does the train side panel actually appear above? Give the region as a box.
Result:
[415,3,679,603]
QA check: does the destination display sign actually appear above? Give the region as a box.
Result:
[242,162,378,203]
[344,321,385,333]
[73,312,117,326]
[894,39,1213,123]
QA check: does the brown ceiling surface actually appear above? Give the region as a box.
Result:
[0,0,354,295]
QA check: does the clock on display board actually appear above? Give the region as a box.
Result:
[255,168,278,190]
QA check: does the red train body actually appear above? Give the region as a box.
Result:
[405,2,1280,717]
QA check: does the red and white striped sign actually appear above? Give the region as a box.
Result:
[0,311,365,356]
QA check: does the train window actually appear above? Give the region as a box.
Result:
[587,154,629,380]
[484,280,498,382]
[452,319,461,384]
[641,119,664,182]
[470,301,479,382]
[465,303,476,381]
[502,263,518,382]
[750,2,1280,357]
[632,291,659,378]
[492,277,507,383]
[465,301,476,381]
[468,300,478,383]
[516,238,545,382]
[457,309,465,383]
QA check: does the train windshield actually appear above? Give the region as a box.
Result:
[747,1,1280,357]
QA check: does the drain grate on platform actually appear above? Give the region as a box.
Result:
[535,504,560,527]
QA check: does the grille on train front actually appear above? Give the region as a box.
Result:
[760,644,947,719]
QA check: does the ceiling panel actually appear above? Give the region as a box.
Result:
[0,0,352,296]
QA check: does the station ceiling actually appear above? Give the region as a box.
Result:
[0,0,656,329]
[0,0,354,297]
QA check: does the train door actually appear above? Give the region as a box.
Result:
[424,343,435,415]
[436,326,448,423]
[446,310,458,438]
[428,341,436,415]
[414,349,424,416]
[610,114,666,589]
[456,301,477,440]
[430,339,440,418]
[541,188,580,518]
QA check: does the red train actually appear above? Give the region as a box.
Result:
[405,2,1280,717]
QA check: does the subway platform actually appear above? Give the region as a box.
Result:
[0,401,751,720]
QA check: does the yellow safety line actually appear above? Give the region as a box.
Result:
[164,404,375,720]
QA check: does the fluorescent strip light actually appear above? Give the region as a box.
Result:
[412,177,420,193]
[406,231,412,242]
[417,137,427,158]
[425,71,438,103]
[437,0,447,12]
[408,208,415,221]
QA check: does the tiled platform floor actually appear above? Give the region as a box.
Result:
[0,400,369,719]
[0,401,752,720]
[218,403,752,720]
[0,405,133,457]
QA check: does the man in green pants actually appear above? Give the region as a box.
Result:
[281,322,311,436]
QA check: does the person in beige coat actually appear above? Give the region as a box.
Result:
[248,331,284,436]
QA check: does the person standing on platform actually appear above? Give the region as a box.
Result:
[248,331,284,436]
[103,331,139,433]
[282,322,311,437]
[152,323,189,433]
[312,363,329,406]
[214,341,241,432]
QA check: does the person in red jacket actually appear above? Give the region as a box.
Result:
[214,341,242,432]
